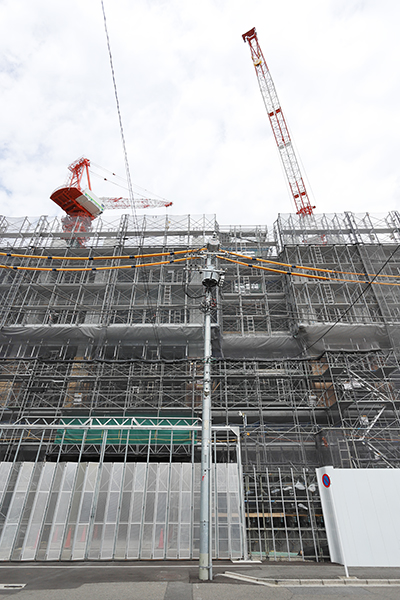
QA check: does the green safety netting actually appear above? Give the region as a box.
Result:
[55,417,197,445]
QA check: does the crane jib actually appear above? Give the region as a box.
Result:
[243,27,315,217]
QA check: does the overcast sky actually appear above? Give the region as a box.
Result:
[0,0,399,229]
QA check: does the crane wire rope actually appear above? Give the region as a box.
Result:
[89,170,150,199]
[90,162,171,204]
[101,0,136,222]
[90,170,172,207]
[101,0,162,351]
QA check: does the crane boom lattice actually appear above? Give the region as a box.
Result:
[100,197,173,210]
[242,27,315,217]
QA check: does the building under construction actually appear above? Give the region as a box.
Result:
[0,210,400,562]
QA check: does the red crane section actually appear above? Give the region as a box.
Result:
[50,157,102,221]
[68,157,92,190]
[50,157,173,218]
[242,27,315,217]
[50,158,173,247]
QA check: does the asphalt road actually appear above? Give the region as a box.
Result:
[0,562,400,599]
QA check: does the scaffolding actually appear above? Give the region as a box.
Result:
[1,211,400,561]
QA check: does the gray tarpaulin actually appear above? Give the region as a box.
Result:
[220,334,302,358]
[0,322,393,359]
[295,323,390,354]
[0,324,205,344]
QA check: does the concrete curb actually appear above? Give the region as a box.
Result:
[220,572,400,587]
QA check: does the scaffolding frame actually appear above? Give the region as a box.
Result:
[1,211,400,561]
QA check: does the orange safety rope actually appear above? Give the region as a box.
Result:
[0,248,205,261]
[220,249,400,281]
[0,255,199,273]
[217,255,400,287]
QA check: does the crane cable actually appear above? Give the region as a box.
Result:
[101,0,135,218]
[89,162,171,205]
[101,0,163,350]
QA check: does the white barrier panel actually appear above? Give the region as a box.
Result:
[0,462,246,561]
[317,466,400,567]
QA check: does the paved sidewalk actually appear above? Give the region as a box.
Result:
[0,561,400,599]
[224,561,400,580]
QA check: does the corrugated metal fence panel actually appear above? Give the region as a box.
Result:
[72,463,99,560]
[0,462,15,551]
[192,463,200,559]
[114,462,135,559]
[0,461,245,561]
[228,463,243,558]
[21,463,56,561]
[0,463,34,560]
[47,463,77,560]
[153,463,168,560]
[127,462,145,559]
[60,463,86,561]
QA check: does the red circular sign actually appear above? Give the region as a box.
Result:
[322,474,331,488]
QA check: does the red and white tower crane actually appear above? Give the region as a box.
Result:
[242,27,315,217]
[50,157,172,219]
[50,157,172,246]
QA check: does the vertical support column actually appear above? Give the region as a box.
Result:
[236,433,248,560]
[199,239,219,581]
[199,254,213,581]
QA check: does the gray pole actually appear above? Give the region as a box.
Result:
[199,246,218,581]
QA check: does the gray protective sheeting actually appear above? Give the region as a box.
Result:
[296,323,391,354]
[220,334,302,358]
[0,321,393,359]
[0,324,205,344]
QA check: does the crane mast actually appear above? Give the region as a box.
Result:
[242,27,315,217]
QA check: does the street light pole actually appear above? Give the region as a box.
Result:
[199,239,219,581]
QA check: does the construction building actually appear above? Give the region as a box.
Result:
[0,209,399,561]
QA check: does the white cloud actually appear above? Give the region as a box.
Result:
[0,0,399,229]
